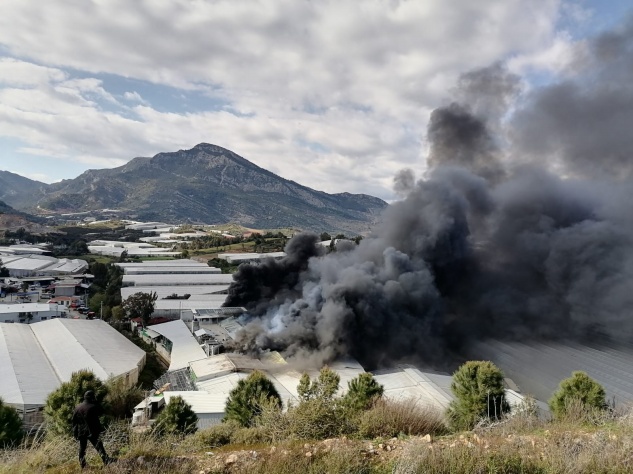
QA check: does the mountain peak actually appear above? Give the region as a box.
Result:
[2,144,387,234]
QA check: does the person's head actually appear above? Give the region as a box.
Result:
[84,390,96,403]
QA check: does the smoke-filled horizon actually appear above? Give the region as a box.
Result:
[224,23,633,370]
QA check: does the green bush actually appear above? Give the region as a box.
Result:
[190,420,240,448]
[152,396,198,435]
[549,371,608,420]
[0,397,23,447]
[231,426,269,445]
[44,370,109,437]
[224,371,282,427]
[341,372,384,412]
[284,397,350,440]
[106,377,144,420]
[446,360,510,431]
[297,367,340,402]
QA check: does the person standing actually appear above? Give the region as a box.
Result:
[72,390,111,469]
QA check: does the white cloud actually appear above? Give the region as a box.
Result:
[0,0,567,199]
[0,58,67,87]
[123,91,147,104]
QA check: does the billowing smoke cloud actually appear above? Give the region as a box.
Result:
[225,21,633,369]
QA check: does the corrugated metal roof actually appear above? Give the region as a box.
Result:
[150,320,207,371]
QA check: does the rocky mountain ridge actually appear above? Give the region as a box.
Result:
[1,144,387,234]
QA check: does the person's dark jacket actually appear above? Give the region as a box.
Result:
[72,400,104,438]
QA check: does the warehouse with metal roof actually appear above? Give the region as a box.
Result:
[0,319,146,427]
[149,320,207,371]
[0,254,88,277]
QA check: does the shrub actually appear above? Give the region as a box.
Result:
[356,398,447,438]
[0,397,23,447]
[224,371,282,427]
[549,371,608,420]
[341,372,384,412]
[446,360,510,431]
[188,420,240,448]
[297,366,340,402]
[152,396,198,435]
[44,370,109,437]
[284,397,350,440]
[106,377,144,420]
[231,426,268,445]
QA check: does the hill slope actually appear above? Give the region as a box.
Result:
[0,171,50,210]
[22,144,387,234]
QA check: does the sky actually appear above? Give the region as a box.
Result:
[0,0,631,201]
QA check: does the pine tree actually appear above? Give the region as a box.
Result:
[223,371,282,427]
[549,371,607,419]
[446,361,510,430]
[152,396,198,435]
[0,397,23,447]
[297,367,340,402]
[342,372,384,411]
[44,370,109,437]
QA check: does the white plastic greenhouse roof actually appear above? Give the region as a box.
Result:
[122,274,234,286]
[0,319,145,409]
[470,340,633,407]
[163,391,226,414]
[373,367,455,411]
[121,285,230,300]
[0,323,59,407]
[154,298,227,311]
[115,260,202,267]
[150,320,207,371]
[123,267,221,275]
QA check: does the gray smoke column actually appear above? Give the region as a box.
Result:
[225,21,633,369]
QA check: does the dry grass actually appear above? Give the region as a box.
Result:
[6,401,633,473]
[356,398,448,439]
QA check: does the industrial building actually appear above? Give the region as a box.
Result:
[0,254,88,278]
[0,319,146,427]
[0,303,67,323]
[144,320,207,371]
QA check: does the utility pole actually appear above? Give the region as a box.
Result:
[100,300,103,320]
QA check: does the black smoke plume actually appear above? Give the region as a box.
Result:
[224,21,633,369]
